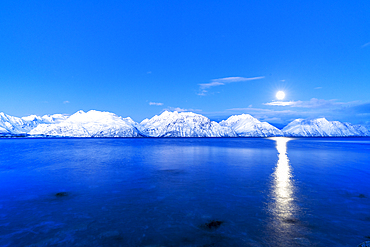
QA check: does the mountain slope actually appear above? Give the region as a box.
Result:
[219,114,283,137]
[2,110,370,138]
[0,112,67,134]
[29,110,142,137]
[138,111,236,137]
[282,118,370,137]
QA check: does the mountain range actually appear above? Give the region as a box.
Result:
[1,110,369,137]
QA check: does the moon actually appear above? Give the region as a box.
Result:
[276,91,285,100]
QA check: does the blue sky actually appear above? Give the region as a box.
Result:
[1,0,369,127]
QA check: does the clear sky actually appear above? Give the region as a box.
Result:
[1,1,369,127]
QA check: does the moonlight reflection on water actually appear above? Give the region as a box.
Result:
[267,137,305,244]
[271,137,296,221]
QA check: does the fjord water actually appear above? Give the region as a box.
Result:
[0,138,369,246]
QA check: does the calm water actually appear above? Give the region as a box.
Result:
[0,138,369,246]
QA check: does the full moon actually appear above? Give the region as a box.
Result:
[276,91,285,100]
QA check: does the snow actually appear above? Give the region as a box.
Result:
[29,110,141,137]
[0,112,37,134]
[1,110,369,137]
[0,112,70,135]
[283,118,370,137]
[219,114,283,137]
[139,111,236,137]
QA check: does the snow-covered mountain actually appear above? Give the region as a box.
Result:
[2,110,370,137]
[22,114,68,124]
[282,118,370,137]
[219,114,284,137]
[138,111,236,137]
[0,112,67,135]
[29,110,142,137]
[0,113,23,134]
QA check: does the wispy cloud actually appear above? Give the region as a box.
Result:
[203,100,370,126]
[314,87,322,89]
[167,107,189,112]
[209,107,299,125]
[264,101,295,106]
[212,104,337,126]
[199,81,225,89]
[149,102,163,106]
[292,98,345,108]
[361,42,370,48]
[341,102,370,114]
[198,76,264,95]
[197,90,208,96]
[264,98,346,108]
[165,107,202,112]
[63,101,70,104]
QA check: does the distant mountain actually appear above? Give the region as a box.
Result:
[219,114,284,137]
[29,110,142,137]
[282,118,370,137]
[138,111,236,137]
[0,112,67,135]
[1,110,370,137]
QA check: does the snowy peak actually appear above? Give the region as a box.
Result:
[67,110,119,124]
[21,114,68,124]
[0,112,20,134]
[220,114,283,137]
[63,110,136,126]
[0,112,47,134]
[21,115,42,122]
[139,111,236,137]
[39,114,69,124]
[283,118,370,137]
[1,110,370,137]
[29,110,141,137]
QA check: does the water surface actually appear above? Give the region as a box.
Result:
[0,138,369,246]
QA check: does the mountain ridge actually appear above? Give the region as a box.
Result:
[1,110,369,137]
[138,111,236,137]
[219,114,284,137]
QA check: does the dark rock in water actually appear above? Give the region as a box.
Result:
[359,194,366,198]
[55,192,68,197]
[203,220,224,230]
[283,218,299,224]
[358,241,370,247]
